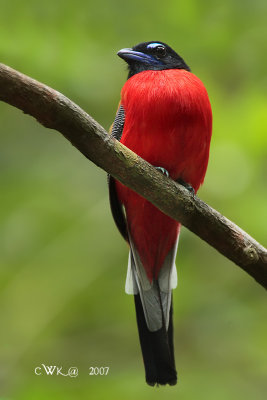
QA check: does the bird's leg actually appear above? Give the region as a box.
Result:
[155,168,195,197]
[176,178,195,196]
[155,166,169,177]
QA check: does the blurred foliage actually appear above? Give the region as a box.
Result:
[0,0,266,399]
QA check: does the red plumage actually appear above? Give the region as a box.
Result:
[116,69,212,281]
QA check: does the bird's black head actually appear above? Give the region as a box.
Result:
[117,41,191,78]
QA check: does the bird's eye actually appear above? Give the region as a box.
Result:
[155,45,166,57]
[146,43,167,57]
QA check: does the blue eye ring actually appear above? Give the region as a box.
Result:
[147,42,163,49]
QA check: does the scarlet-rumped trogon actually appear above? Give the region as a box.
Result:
[108,41,212,386]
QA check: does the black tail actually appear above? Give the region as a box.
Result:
[134,294,177,386]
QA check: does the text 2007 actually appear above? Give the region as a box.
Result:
[89,367,109,376]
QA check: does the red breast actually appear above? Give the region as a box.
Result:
[116,68,212,279]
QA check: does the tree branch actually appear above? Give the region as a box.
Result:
[0,63,266,289]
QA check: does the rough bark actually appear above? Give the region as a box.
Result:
[0,63,266,289]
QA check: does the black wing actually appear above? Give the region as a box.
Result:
[108,105,128,242]
[110,104,125,141]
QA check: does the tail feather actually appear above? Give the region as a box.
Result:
[126,232,179,385]
[127,235,178,332]
[134,293,177,386]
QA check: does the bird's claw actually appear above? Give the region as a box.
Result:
[155,166,169,177]
[176,178,195,196]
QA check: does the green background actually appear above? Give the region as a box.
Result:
[0,0,266,399]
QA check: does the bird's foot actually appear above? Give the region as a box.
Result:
[155,166,169,177]
[176,178,195,196]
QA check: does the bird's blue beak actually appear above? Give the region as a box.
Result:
[117,48,161,66]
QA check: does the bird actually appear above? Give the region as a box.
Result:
[108,41,212,386]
